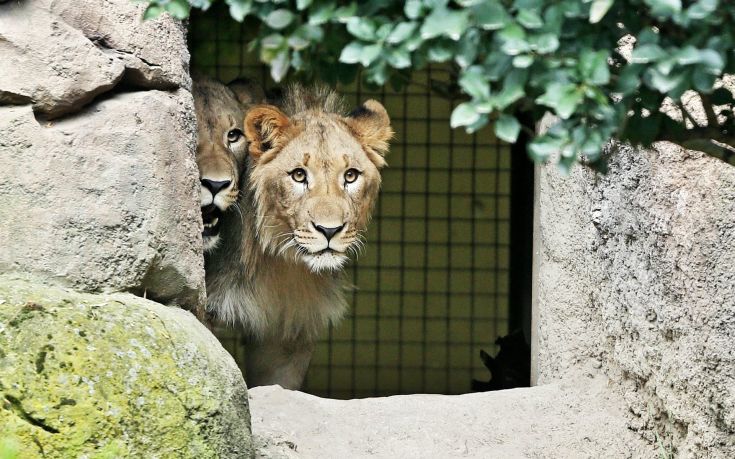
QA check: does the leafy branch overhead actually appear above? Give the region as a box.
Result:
[143,0,735,171]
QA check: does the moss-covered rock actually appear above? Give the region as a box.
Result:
[0,274,252,458]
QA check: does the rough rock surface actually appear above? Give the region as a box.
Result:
[0,274,253,458]
[0,0,203,309]
[0,0,190,118]
[536,143,735,456]
[0,90,203,309]
[249,380,655,458]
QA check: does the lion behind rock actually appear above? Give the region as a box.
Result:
[204,85,392,389]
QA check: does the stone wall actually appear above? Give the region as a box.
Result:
[535,141,735,456]
[0,0,204,310]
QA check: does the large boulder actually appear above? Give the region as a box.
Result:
[536,141,735,456]
[0,0,203,310]
[0,274,253,458]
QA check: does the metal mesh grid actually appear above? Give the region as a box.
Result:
[190,7,514,398]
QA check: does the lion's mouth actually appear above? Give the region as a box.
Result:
[201,204,223,238]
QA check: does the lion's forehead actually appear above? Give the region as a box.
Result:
[285,118,367,163]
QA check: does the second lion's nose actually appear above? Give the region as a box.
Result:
[313,223,345,242]
[201,179,231,196]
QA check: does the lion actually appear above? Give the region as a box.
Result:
[204,85,392,389]
[192,75,263,252]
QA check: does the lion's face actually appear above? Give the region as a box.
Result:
[193,77,249,252]
[245,99,392,272]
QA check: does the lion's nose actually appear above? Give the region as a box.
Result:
[313,223,345,242]
[201,179,231,196]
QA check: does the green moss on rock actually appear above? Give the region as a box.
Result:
[0,274,252,458]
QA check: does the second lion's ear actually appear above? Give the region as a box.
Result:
[244,105,291,161]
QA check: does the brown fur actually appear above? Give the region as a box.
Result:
[205,84,392,389]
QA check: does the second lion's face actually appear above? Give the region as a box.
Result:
[193,77,248,252]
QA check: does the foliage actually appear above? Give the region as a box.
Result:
[142,0,735,170]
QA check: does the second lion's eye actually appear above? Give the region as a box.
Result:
[290,168,307,183]
[344,168,361,184]
[227,129,243,143]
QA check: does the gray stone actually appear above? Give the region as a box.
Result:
[0,88,204,309]
[0,0,190,119]
[0,274,253,458]
[536,141,735,456]
[249,379,655,458]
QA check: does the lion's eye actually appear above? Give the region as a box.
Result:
[290,168,307,183]
[344,168,361,184]
[227,129,243,143]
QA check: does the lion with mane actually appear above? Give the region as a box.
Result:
[201,83,392,389]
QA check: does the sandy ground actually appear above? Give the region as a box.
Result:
[249,375,655,458]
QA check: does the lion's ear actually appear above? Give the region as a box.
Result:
[244,105,291,160]
[345,100,393,168]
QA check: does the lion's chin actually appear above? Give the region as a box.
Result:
[302,249,349,273]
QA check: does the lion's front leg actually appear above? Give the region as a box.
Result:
[244,338,315,390]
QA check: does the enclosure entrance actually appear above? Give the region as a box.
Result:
[190,7,533,398]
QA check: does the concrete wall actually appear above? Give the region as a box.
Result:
[535,141,735,456]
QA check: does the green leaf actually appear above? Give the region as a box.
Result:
[420,8,469,41]
[630,44,666,64]
[513,55,534,68]
[404,0,424,19]
[644,67,686,93]
[495,114,521,143]
[385,47,412,69]
[529,33,559,54]
[339,41,363,64]
[517,9,543,29]
[387,22,418,44]
[692,67,717,92]
[644,0,682,16]
[346,17,377,41]
[528,134,564,161]
[472,1,510,30]
[589,0,614,23]
[296,0,312,10]
[427,41,454,62]
[309,3,335,25]
[499,23,529,55]
[616,65,642,95]
[334,3,358,21]
[261,33,286,50]
[143,5,164,20]
[164,0,190,20]
[455,28,480,68]
[686,0,718,19]
[459,66,490,100]
[578,50,610,85]
[270,50,290,82]
[492,69,528,109]
[360,44,382,66]
[536,83,583,119]
[226,0,252,21]
[450,102,481,128]
[265,9,295,30]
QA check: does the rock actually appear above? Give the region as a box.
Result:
[249,379,655,458]
[0,274,253,458]
[0,88,204,310]
[537,141,735,456]
[0,0,190,118]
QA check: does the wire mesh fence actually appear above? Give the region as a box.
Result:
[190,6,516,398]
